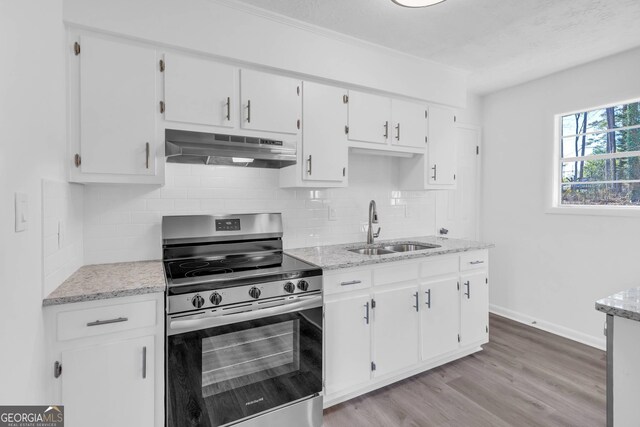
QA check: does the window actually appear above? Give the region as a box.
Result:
[557,99,640,207]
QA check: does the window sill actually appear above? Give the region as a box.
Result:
[546,205,640,217]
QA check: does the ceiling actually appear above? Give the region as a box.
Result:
[233,0,640,94]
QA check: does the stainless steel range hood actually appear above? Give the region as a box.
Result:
[165,129,297,169]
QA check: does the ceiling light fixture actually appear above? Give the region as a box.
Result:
[391,0,446,7]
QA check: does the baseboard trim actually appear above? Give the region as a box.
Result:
[489,304,605,350]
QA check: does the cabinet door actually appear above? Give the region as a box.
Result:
[240,69,300,134]
[420,277,460,360]
[79,35,157,176]
[325,295,371,395]
[62,336,155,427]
[302,82,348,182]
[373,285,419,377]
[163,53,236,127]
[427,106,457,185]
[347,91,391,145]
[460,271,489,346]
[391,99,427,149]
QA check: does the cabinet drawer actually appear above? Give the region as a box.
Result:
[374,263,419,286]
[57,299,156,341]
[324,269,372,295]
[460,251,488,271]
[420,257,458,278]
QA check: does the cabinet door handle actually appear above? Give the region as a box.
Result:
[340,280,362,286]
[307,155,312,175]
[425,289,431,308]
[246,100,251,123]
[431,164,437,181]
[413,292,419,312]
[364,301,370,325]
[470,260,485,265]
[86,317,128,327]
[464,281,470,299]
[142,346,147,379]
[384,121,389,138]
[395,123,400,140]
[226,96,231,121]
[145,142,150,169]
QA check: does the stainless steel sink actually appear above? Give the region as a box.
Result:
[348,242,440,255]
[348,247,394,255]
[382,243,440,252]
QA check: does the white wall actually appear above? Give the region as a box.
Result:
[62,0,467,107]
[482,46,640,349]
[84,156,438,264]
[0,0,67,403]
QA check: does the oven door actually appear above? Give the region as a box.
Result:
[167,294,323,427]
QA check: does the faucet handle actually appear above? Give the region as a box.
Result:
[373,227,381,238]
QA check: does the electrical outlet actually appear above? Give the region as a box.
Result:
[58,220,66,249]
[328,205,337,221]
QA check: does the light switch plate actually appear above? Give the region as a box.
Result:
[15,192,28,232]
[328,205,337,221]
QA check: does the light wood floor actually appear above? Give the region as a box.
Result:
[324,314,606,427]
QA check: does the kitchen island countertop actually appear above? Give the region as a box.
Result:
[285,236,493,270]
[596,287,640,322]
[43,261,165,306]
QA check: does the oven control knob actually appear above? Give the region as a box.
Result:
[209,292,222,306]
[249,287,261,299]
[283,282,296,294]
[191,294,205,308]
[297,280,310,292]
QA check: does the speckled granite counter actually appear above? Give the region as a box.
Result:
[285,236,493,270]
[596,287,640,322]
[43,261,166,306]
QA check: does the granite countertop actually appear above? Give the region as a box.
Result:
[43,261,166,306]
[285,236,494,270]
[596,287,640,322]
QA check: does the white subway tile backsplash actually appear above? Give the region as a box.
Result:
[83,156,437,264]
[42,180,84,296]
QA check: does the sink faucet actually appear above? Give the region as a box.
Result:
[367,200,381,244]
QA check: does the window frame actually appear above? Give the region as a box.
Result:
[550,97,640,216]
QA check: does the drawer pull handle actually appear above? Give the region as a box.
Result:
[340,280,362,286]
[86,317,129,327]
[470,260,485,265]
[142,346,147,379]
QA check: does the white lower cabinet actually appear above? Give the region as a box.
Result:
[324,294,371,395]
[323,250,489,407]
[62,336,155,427]
[372,285,419,376]
[460,270,489,346]
[420,277,460,361]
[45,293,164,427]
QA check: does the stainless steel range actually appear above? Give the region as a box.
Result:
[163,213,323,427]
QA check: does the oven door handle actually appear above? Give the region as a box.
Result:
[169,294,322,334]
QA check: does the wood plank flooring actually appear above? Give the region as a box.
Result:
[323,314,606,427]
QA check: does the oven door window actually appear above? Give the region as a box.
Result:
[167,307,322,427]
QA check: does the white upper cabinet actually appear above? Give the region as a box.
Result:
[302,82,348,183]
[427,105,457,187]
[163,53,236,128]
[71,34,162,183]
[391,99,428,149]
[240,69,301,135]
[347,91,391,145]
